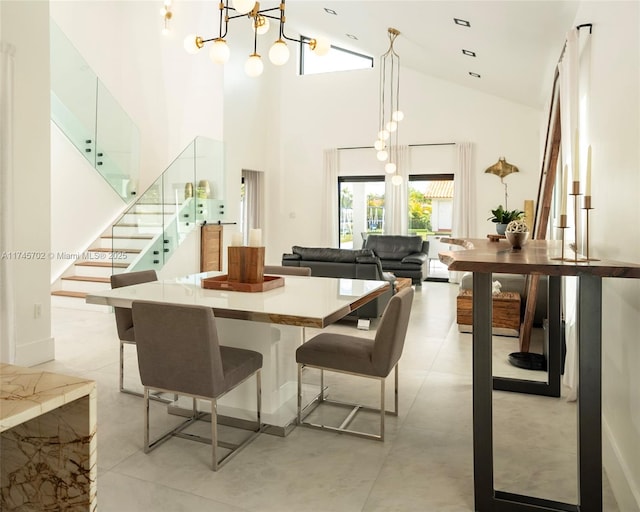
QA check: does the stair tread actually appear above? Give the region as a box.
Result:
[61,276,111,283]
[130,211,175,214]
[113,223,162,228]
[101,234,154,240]
[89,248,141,253]
[75,261,128,268]
[52,290,88,298]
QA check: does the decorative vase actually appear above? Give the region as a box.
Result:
[496,223,508,235]
[505,220,530,250]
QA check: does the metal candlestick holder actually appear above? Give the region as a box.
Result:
[568,181,582,263]
[582,195,599,261]
[553,214,569,261]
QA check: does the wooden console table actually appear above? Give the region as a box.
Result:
[1,364,97,510]
[439,238,640,512]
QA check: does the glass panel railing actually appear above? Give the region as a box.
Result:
[113,137,225,275]
[50,20,139,201]
[50,21,97,166]
[95,81,141,199]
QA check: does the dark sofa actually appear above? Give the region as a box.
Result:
[282,246,394,320]
[364,235,429,284]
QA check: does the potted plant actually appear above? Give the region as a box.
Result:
[488,205,524,235]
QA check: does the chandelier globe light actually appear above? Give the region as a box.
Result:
[245,53,264,77]
[210,39,231,64]
[374,28,404,185]
[233,0,256,15]
[184,0,329,77]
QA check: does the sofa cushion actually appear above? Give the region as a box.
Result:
[292,246,374,263]
[401,253,428,265]
[365,235,423,260]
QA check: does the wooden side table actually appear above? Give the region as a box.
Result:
[456,289,521,336]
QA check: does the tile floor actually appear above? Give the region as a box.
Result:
[40,281,620,511]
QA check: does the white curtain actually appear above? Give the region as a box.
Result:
[384,145,409,235]
[321,149,339,247]
[241,170,264,239]
[450,141,474,283]
[558,27,591,402]
[0,42,16,363]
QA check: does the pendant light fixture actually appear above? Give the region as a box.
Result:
[184,0,330,77]
[374,28,404,185]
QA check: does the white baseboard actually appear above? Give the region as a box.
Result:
[603,417,640,512]
[14,336,55,367]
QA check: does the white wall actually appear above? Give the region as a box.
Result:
[1,1,53,365]
[575,2,640,510]
[231,58,542,264]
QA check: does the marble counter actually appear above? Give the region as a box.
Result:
[1,363,97,511]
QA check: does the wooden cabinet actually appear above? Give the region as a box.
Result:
[200,224,223,272]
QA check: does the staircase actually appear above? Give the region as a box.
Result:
[49,21,227,309]
[51,203,177,309]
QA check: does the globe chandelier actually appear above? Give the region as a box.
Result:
[374,28,404,185]
[184,0,331,77]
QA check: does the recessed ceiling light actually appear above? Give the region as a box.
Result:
[347,34,358,40]
[469,72,481,78]
[462,49,476,57]
[454,18,470,27]
[324,8,337,15]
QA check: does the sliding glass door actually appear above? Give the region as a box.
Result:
[338,176,385,249]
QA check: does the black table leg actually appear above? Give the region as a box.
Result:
[472,272,602,512]
[577,275,603,511]
[472,271,494,510]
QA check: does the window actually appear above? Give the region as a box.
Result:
[408,174,454,281]
[407,174,454,237]
[300,37,373,76]
[338,176,385,249]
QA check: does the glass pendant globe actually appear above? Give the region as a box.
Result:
[385,162,397,174]
[253,15,270,35]
[183,34,201,55]
[391,174,403,186]
[311,37,331,56]
[376,150,389,161]
[378,129,390,141]
[245,54,264,77]
[392,110,405,122]
[269,39,290,66]
[386,120,398,132]
[374,139,385,151]
[209,39,230,64]
[232,0,255,15]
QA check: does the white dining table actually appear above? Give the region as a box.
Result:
[86,271,390,435]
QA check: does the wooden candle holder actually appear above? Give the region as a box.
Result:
[228,246,265,284]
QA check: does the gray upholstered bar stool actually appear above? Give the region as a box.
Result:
[264,265,311,276]
[110,270,159,398]
[296,287,414,441]
[131,301,263,470]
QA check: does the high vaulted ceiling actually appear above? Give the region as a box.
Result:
[284,1,580,109]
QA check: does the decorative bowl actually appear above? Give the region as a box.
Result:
[505,220,529,250]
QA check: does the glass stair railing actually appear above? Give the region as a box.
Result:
[50,19,140,201]
[111,137,226,274]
